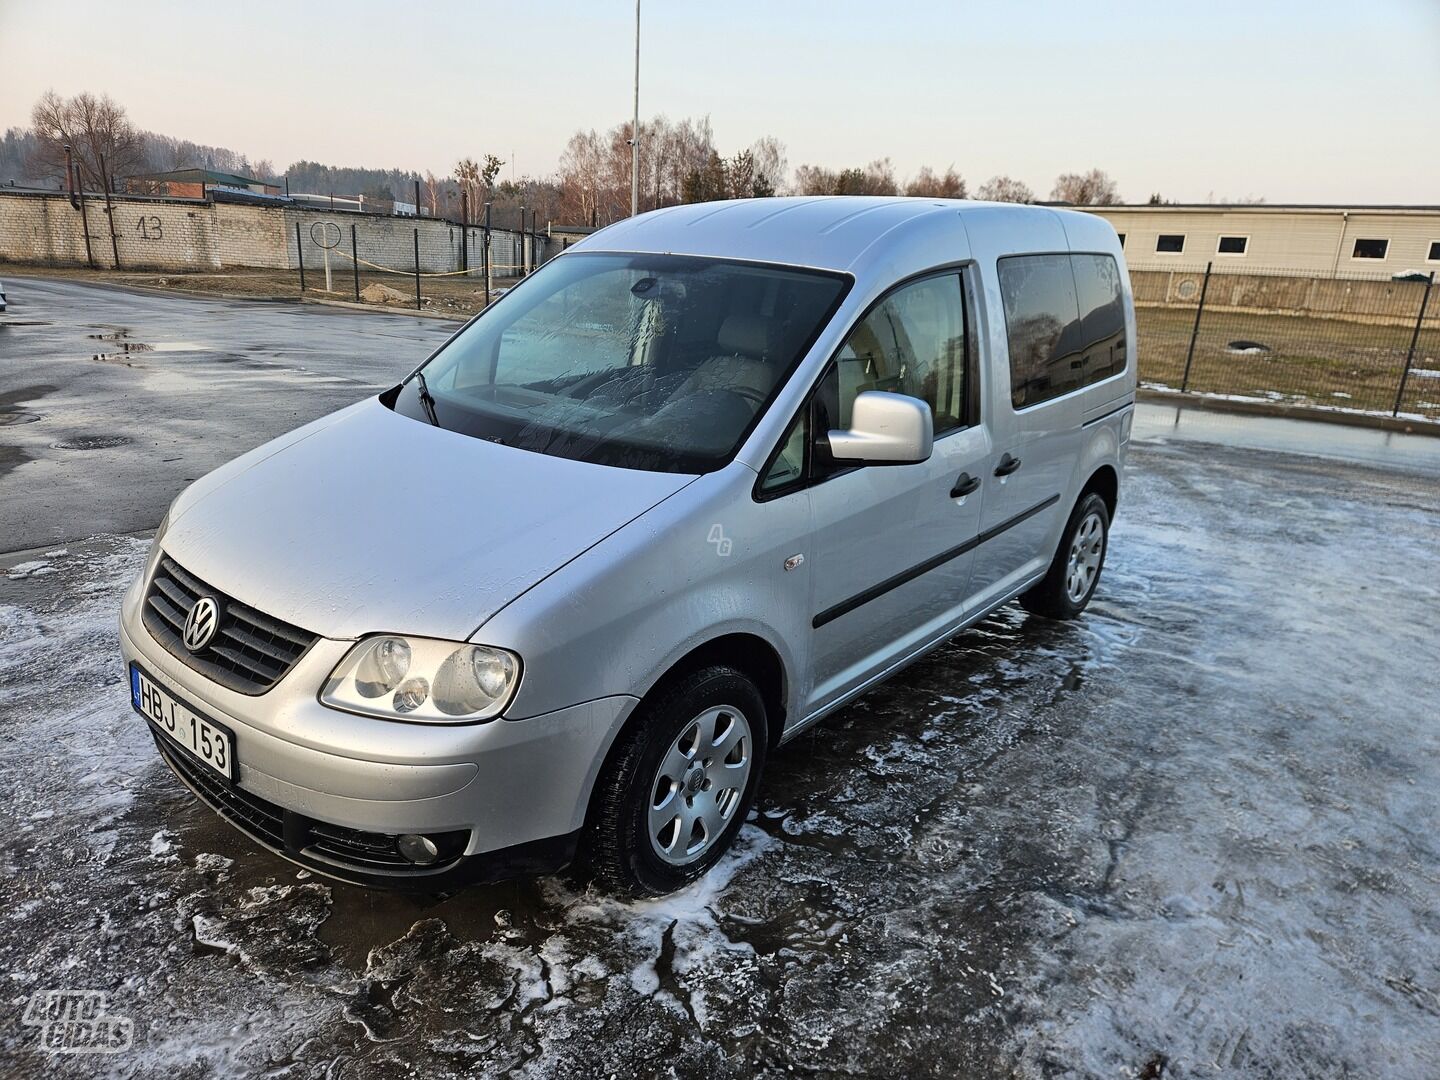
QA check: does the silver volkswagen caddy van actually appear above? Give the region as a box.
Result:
[120,197,1135,895]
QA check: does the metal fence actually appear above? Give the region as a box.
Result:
[1130,263,1438,424]
[292,209,552,319]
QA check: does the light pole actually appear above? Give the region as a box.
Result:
[630,0,640,217]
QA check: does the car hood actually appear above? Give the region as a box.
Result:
[162,397,696,641]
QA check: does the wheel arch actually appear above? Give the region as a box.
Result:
[579,631,788,831]
[1079,463,1119,518]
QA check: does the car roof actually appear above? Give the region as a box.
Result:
[568,196,1117,278]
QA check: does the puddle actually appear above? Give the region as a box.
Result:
[1227,339,1272,355]
[0,385,55,433]
[0,444,30,478]
[86,329,204,353]
[50,434,132,451]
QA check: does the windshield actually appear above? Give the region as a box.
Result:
[390,252,850,472]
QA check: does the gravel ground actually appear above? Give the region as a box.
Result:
[2,277,1439,1078]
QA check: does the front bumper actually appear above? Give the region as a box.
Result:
[120,570,636,887]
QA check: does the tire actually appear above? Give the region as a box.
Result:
[586,665,768,897]
[1019,492,1110,620]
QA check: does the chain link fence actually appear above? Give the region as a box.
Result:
[1131,263,1438,424]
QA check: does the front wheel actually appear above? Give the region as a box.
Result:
[585,665,767,897]
[1019,492,1110,619]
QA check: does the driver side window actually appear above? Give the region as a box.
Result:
[756,271,972,499]
[834,273,968,435]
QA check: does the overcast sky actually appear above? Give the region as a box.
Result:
[2,0,1436,204]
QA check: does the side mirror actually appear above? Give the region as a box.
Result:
[827,391,934,465]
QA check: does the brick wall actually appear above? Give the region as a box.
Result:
[0,190,549,275]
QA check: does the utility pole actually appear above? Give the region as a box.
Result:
[630,0,641,217]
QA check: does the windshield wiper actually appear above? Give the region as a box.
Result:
[413,370,440,426]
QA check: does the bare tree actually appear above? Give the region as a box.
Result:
[905,165,966,198]
[30,90,141,193]
[557,128,607,225]
[30,90,140,266]
[794,159,898,196]
[1049,169,1120,205]
[748,135,788,195]
[423,171,442,216]
[976,175,1035,203]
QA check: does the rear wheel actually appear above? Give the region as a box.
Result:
[586,665,767,896]
[1019,492,1110,619]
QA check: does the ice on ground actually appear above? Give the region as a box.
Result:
[4,443,1440,1079]
[5,559,55,578]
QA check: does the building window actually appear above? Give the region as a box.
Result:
[1427,241,1440,262]
[1156,234,1185,253]
[1117,233,1125,248]
[1217,235,1248,255]
[1352,238,1389,260]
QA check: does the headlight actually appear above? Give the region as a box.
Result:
[320,636,521,722]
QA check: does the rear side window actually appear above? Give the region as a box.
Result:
[998,255,1083,409]
[1072,254,1127,382]
[999,253,1125,409]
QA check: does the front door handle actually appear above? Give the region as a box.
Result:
[950,472,981,498]
[994,453,1022,477]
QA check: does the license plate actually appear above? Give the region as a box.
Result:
[131,664,237,781]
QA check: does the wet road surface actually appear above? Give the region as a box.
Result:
[2,277,1439,1077]
[0,276,451,552]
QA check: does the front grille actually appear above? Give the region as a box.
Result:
[143,556,317,694]
[152,731,468,874]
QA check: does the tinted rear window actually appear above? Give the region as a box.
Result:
[998,254,1083,409]
[999,253,1127,409]
[1072,254,1127,382]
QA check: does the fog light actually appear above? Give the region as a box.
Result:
[397,833,440,865]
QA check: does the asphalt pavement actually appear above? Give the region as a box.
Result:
[0,276,454,553]
[2,275,1439,1078]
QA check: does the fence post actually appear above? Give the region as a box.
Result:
[1393,271,1435,417]
[351,223,360,302]
[413,228,422,311]
[460,188,469,272]
[483,201,492,307]
[1180,261,1213,393]
[295,221,305,293]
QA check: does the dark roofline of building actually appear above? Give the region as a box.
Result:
[124,167,270,187]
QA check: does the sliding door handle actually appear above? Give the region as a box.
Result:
[950,472,981,498]
[994,453,1022,477]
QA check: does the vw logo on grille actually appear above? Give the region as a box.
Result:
[182,597,220,653]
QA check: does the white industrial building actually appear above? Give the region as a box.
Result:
[1079,205,1440,277]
